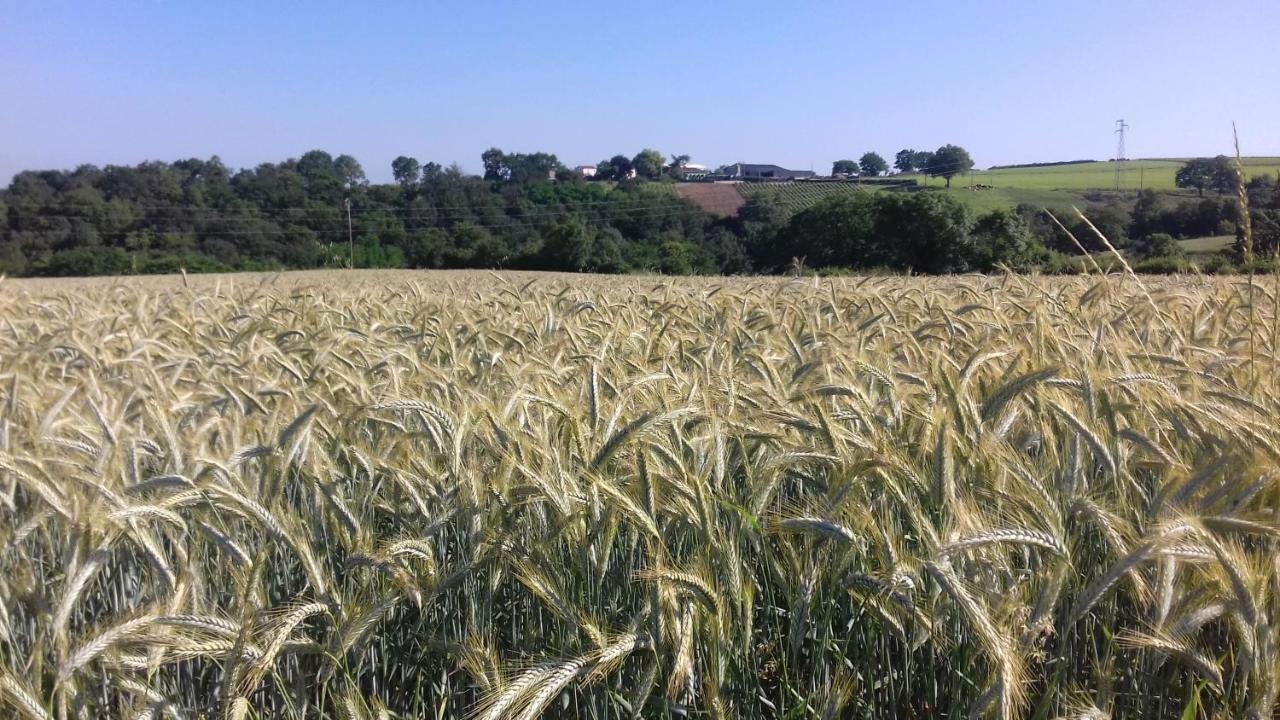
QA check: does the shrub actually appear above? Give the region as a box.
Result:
[40,246,133,276]
[1130,233,1184,260]
[1132,256,1191,273]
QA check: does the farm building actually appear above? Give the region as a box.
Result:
[573,165,597,178]
[723,163,815,180]
[672,163,711,180]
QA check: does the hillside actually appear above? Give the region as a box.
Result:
[906,157,1280,190]
[673,158,1280,218]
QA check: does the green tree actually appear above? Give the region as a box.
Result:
[969,208,1044,271]
[391,156,421,188]
[1129,189,1165,239]
[873,192,974,272]
[924,145,974,188]
[894,149,917,173]
[831,159,860,177]
[911,151,935,174]
[481,148,507,181]
[333,154,366,189]
[771,193,880,270]
[859,152,888,177]
[540,216,595,271]
[1175,156,1236,197]
[596,155,633,181]
[1130,232,1184,259]
[632,149,665,180]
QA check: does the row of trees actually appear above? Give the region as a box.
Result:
[831,145,977,186]
[0,147,1040,277]
[0,150,734,277]
[831,153,887,178]
[5,147,1270,278]
[753,192,1042,273]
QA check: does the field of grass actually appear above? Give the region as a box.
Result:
[907,157,1280,191]
[3,270,1280,718]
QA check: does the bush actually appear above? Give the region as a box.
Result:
[770,192,984,273]
[1040,252,1089,275]
[1196,255,1235,274]
[969,209,1047,272]
[0,242,28,275]
[1132,256,1192,274]
[40,246,133,276]
[1130,233,1184,260]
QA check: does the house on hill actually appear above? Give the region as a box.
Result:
[723,163,815,180]
[672,163,711,181]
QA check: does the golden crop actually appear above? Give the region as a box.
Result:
[1,269,1278,719]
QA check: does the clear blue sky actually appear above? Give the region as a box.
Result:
[2,1,1277,184]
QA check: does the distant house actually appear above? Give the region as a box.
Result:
[673,163,710,181]
[723,163,815,180]
[573,165,597,178]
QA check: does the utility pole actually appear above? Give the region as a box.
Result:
[1114,119,1129,190]
[344,197,354,269]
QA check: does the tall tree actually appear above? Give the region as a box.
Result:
[894,149,917,173]
[859,152,888,177]
[391,156,421,188]
[1128,189,1165,239]
[667,154,692,179]
[911,151,935,174]
[334,155,366,189]
[925,145,974,188]
[603,155,633,180]
[481,148,507,182]
[632,149,665,180]
[831,159,860,176]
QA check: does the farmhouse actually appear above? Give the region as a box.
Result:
[672,163,711,180]
[572,165,597,178]
[723,163,815,180]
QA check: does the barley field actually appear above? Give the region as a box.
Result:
[2,269,1279,719]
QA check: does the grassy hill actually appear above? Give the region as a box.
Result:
[905,157,1280,191]
[682,157,1279,223]
[889,157,1280,216]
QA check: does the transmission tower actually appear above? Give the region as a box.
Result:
[1114,119,1129,190]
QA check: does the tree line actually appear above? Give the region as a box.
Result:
[0,147,1017,277]
[829,145,976,187]
[1,149,1274,277]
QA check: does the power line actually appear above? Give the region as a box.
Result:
[6,199,709,225]
[3,195,702,217]
[1114,119,1129,190]
[5,206,713,238]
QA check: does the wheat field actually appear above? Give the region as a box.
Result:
[1,269,1278,719]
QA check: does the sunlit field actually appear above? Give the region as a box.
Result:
[2,269,1279,719]
[906,157,1280,190]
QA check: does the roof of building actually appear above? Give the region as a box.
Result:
[732,163,813,174]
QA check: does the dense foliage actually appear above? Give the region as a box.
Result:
[2,149,1273,278]
[0,151,725,277]
[1023,176,1279,262]
[0,149,1040,278]
[758,193,1045,273]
